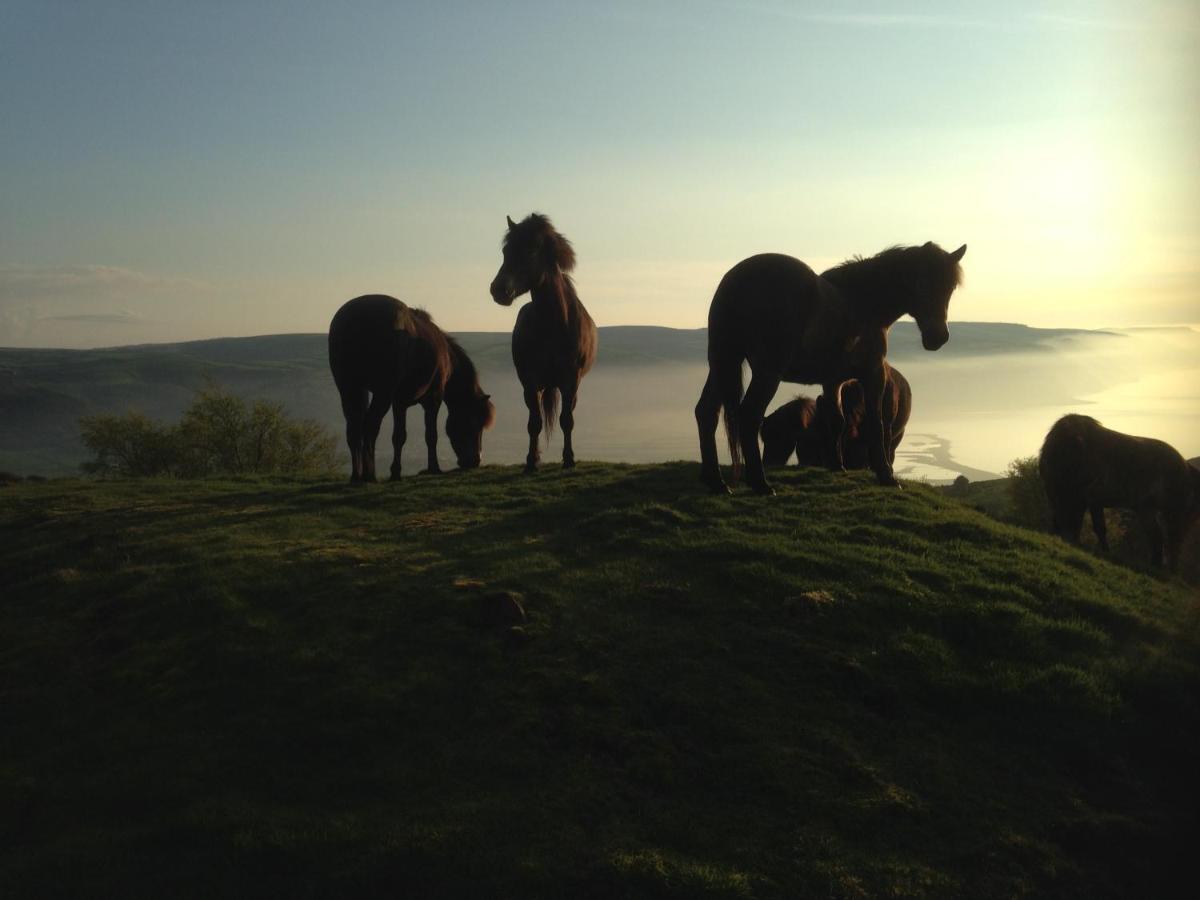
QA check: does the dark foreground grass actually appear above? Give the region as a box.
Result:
[2,463,1197,898]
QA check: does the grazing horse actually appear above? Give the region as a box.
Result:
[763,363,911,470]
[695,243,965,494]
[328,295,494,482]
[1039,414,1200,569]
[489,214,598,472]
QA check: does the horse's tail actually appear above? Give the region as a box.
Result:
[720,360,745,484]
[541,387,559,440]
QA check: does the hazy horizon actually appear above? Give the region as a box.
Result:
[3,1,1198,350]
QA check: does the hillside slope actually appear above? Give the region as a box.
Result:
[2,463,1196,898]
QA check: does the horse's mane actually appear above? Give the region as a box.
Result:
[504,213,578,325]
[823,244,963,295]
[407,307,452,394]
[444,336,496,425]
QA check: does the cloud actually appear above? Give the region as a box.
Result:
[39,311,144,325]
[0,264,207,302]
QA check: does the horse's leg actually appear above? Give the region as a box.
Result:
[1053,501,1086,544]
[694,369,729,493]
[819,385,847,472]
[1088,504,1109,552]
[339,387,368,483]
[1163,508,1186,571]
[740,371,782,495]
[388,398,408,481]
[559,377,579,469]
[1137,508,1165,567]
[860,369,897,487]
[421,397,443,474]
[523,386,543,474]
[361,390,392,483]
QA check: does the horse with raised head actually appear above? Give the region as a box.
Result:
[1039,414,1200,569]
[695,243,965,494]
[489,214,598,472]
[329,295,495,482]
[763,363,912,470]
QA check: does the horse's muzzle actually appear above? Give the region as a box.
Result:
[489,278,515,306]
[921,330,949,351]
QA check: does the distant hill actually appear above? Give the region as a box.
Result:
[0,322,1115,475]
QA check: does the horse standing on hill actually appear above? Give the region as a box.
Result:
[1039,414,1200,569]
[695,242,965,494]
[762,363,912,470]
[489,214,598,472]
[328,295,495,482]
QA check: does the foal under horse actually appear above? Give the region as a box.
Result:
[489,213,598,472]
[696,243,965,495]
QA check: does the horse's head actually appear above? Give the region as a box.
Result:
[490,213,576,306]
[908,242,966,351]
[446,392,496,469]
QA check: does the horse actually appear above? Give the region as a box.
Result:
[762,363,911,470]
[1039,414,1200,569]
[695,242,965,494]
[761,397,819,468]
[328,295,495,483]
[489,214,598,472]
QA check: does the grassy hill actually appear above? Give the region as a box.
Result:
[0,322,1116,475]
[2,463,1196,898]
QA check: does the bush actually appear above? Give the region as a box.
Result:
[80,386,339,479]
[1005,455,1047,530]
[80,411,181,477]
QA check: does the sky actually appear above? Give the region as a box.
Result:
[1,0,1197,348]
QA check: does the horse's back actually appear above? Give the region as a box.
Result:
[707,254,829,370]
[710,254,819,317]
[1041,414,1192,510]
[328,294,421,394]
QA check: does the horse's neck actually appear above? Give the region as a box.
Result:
[443,345,478,403]
[825,269,905,332]
[531,272,576,326]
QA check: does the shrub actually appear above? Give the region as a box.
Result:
[80,386,339,478]
[80,411,181,477]
[1005,455,1047,530]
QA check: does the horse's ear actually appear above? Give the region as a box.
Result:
[506,215,517,229]
[922,241,933,248]
[950,244,967,262]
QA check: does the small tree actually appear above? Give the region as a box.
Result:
[79,411,180,477]
[1005,455,1047,529]
[80,385,339,478]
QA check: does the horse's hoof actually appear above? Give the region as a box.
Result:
[750,482,776,496]
[419,468,443,476]
[562,459,576,470]
[523,463,538,475]
[876,475,901,488]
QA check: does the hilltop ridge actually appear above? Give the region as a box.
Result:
[1,462,1196,897]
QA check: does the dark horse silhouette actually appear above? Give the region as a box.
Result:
[762,363,911,469]
[696,243,965,494]
[328,295,494,482]
[489,214,598,472]
[1039,414,1200,569]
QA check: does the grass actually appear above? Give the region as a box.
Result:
[2,463,1197,898]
